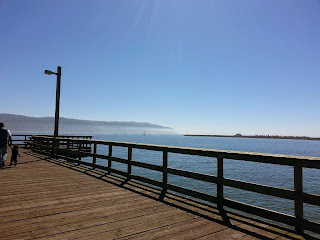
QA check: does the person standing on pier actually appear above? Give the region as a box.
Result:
[10,145,20,167]
[0,122,12,168]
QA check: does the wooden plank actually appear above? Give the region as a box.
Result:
[110,156,163,172]
[126,217,210,239]
[130,174,163,188]
[130,159,162,172]
[1,202,172,239]
[159,222,241,240]
[303,192,320,206]
[44,210,195,240]
[167,183,218,204]
[303,219,320,234]
[167,167,218,183]
[224,199,296,226]
[223,178,295,200]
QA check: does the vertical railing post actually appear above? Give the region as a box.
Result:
[78,141,82,164]
[108,144,112,174]
[50,138,53,156]
[127,147,132,179]
[41,138,44,152]
[34,137,37,151]
[93,143,97,169]
[24,135,27,148]
[39,138,42,151]
[294,161,304,233]
[66,139,70,160]
[217,157,224,210]
[33,137,36,150]
[31,137,34,151]
[162,150,168,196]
[46,138,50,153]
[34,137,38,150]
[49,139,53,154]
[57,138,60,157]
[42,138,45,151]
[51,138,57,158]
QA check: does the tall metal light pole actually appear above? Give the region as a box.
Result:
[44,66,62,138]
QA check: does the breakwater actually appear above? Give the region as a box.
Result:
[185,134,320,141]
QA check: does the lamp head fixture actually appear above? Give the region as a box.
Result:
[44,70,57,75]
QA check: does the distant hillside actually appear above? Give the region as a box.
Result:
[0,113,175,134]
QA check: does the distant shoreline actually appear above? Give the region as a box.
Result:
[184,134,320,141]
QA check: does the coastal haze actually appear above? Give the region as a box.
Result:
[0,113,174,134]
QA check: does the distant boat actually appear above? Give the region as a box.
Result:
[143,131,146,136]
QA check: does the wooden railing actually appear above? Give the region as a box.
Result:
[39,135,93,139]
[11,134,93,148]
[30,135,320,235]
[11,134,35,148]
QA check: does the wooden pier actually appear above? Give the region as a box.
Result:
[0,147,317,239]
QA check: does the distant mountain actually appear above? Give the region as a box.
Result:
[0,113,175,134]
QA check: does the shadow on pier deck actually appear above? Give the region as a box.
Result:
[0,148,316,240]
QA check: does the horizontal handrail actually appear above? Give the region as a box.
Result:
[11,134,93,147]
[11,134,34,147]
[31,135,320,168]
[38,135,93,139]
[29,135,320,235]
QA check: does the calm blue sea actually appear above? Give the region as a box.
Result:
[90,134,320,226]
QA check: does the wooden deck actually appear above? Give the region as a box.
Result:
[0,148,314,240]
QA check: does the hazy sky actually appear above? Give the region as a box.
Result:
[1,0,320,136]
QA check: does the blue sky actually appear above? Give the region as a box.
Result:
[1,0,320,136]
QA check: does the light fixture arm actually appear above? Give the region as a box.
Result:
[44,70,58,75]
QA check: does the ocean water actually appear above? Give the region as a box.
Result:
[90,134,320,226]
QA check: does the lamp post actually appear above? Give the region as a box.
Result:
[44,66,61,138]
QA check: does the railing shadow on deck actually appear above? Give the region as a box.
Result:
[24,148,319,240]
